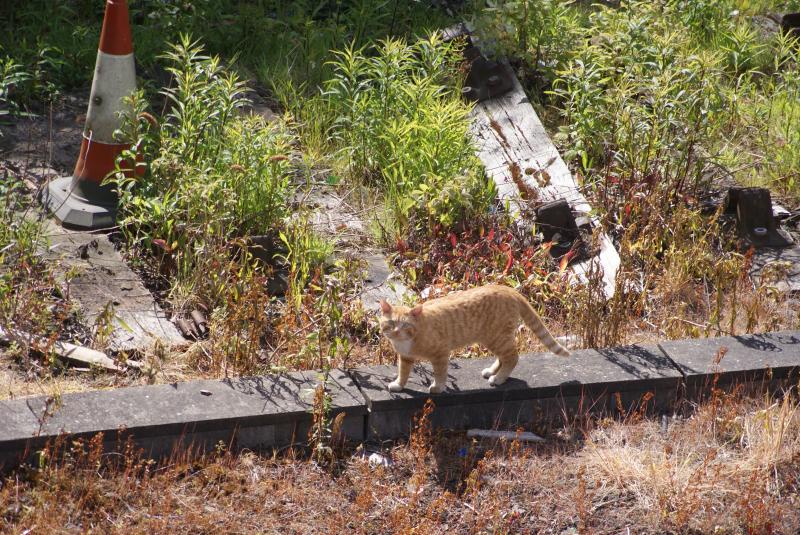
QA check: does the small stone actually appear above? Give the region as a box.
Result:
[200,390,212,396]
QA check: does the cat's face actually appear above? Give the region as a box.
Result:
[378,300,420,346]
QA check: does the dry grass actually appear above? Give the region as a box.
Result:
[3,388,800,534]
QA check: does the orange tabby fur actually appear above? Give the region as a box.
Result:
[379,284,569,393]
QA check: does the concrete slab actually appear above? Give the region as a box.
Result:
[3,331,797,467]
[659,331,800,395]
[359,253,410,311]
[0,369,366,470]
[749,246,800,293]
[352,345,681,439]
[42,218,186,352]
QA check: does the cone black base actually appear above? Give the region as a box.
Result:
[45,176,117,229]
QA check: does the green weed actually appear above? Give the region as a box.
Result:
[0,0,455,109]
[0,176,66,365]
[321,35,495,238]
[0,56,32,122]
[113,36,297,310]
[471,0,584,92]
[277,217,335,312]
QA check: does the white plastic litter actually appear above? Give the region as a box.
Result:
[367,452,392,468]
[466,429,545,442]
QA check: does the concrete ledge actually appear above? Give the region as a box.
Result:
[0,369,365,469]
[1,332,799,471]
[352,344,682,439]
[659,330,800,400]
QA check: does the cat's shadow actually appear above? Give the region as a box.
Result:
[411,362,563,392]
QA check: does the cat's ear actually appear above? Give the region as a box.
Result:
[410,304,423,318]
[379,299,392,315]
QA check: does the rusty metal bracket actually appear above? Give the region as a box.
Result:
[782,13,800,40]
[537,199,577,244]
[535,198,593,261]
[724,187,793,248]
[461,50,514,103]
[176,308,210,340]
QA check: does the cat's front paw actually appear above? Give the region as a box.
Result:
[428,383,444,394]
[481,367,494,379]
[387,380,404,393]
[488,374,507,386]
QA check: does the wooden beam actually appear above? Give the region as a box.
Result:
[467,59,620,298]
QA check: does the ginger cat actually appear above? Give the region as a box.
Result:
[379,284,570,394]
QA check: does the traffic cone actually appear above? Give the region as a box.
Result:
[45,0,136,229]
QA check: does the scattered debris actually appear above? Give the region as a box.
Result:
[367,451,392,468]
[190,309,209,336]
[0,326,141,372]
[354,450,393,468]
[555,334,580,349]
[175,308,210,341]
[176,318,198,340]
[76,239,99,260]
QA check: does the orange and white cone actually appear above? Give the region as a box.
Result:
[46,0,137,229]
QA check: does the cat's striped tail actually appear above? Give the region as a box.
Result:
[518,298,570,356]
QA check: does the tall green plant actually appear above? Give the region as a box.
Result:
[0,177,64,363]
[323,35,495,237]
[113,36,295,308]
[549,1,730,213]
[0,55,31,122]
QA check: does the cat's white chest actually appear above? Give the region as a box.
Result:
[390,338,414,356]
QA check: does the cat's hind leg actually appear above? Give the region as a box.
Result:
[486,343,519,386]
[388,356,414,392]
[481,359,501,379]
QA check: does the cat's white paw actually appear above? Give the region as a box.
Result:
[488,374,507,386]
[387,381,403,392]
[481,367,494,379]
[428,384,444,394]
